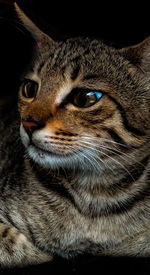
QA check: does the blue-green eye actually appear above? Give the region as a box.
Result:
[72,89,103,108]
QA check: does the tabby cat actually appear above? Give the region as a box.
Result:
[1,2,150,268]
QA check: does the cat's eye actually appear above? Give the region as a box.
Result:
[71,89,103,108]
[22,80,38,99]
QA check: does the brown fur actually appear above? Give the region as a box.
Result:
[1,2,150,267]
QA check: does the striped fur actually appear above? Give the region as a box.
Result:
[1,3,150,267]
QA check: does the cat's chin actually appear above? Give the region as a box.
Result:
[26,143,83,170]
[26,144,102,175]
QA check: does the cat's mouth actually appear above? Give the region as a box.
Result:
[26,140,82,169]
[29,141,73,158]
[30,143,57,157]
[20,124,83,169]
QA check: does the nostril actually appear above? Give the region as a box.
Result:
[30,125,38,132]
[49,113,53,118]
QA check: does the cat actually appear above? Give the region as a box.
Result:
[1,2,150,268]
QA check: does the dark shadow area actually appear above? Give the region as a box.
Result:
[0,2,35,104]
[1,255,150,275]
[1,1,150,274]
[14,0,150,47]
[0,0,150,100]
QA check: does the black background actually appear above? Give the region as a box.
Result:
[1,0,150,274]
[0,0,150,100]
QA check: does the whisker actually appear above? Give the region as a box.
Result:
[80,149,101,173]
[80,140,133,166]
[81,135,132,150]
[80,137,146,169]
[79,141,135,182]
[65,145,84,175]
[81,149,102,172]
[98,149,135,182]
[77,142,116,175]
[71,143,103,173]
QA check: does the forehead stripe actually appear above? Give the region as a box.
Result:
[37,61,45,73]
[71,64,81,81]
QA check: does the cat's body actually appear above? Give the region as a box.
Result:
[1,3,150,267]
[1,102,150,268]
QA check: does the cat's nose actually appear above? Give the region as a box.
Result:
[22,120,44,138]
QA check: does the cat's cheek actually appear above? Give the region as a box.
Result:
[20,124,30,148]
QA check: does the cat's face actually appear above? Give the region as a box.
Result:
[16,4,150,172]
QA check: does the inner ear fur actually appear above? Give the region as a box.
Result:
[119,37,150,72]
[14,2,54,51]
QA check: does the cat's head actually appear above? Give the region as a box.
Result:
[15,3,150,172]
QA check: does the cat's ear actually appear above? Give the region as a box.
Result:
[119,37,150,72]
[14,2,53,50]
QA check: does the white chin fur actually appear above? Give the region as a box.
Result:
[27,145,85,170]
[20,124,30,147]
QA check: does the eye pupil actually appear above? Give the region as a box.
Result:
[74,92,88,107]
[22,80,38,98]
[72,89,103,108]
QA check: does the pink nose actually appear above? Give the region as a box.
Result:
[22,120,44,137]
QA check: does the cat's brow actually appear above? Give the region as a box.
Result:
[83,73,101,80]
[24,72,40,83]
